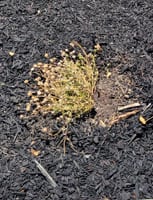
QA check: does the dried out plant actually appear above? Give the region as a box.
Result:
[25,41,100,150]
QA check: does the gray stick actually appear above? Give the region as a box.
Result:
[34,159,57,188]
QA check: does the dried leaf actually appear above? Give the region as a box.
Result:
[139,115,147,125]
[9,51,15,56]
[24,80,29,84]
[94,43,102,51]
[31,148,40,156]
[41,127,48,133]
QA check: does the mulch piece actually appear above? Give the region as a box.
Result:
[1,0,153,200]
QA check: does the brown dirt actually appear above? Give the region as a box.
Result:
[95,66,137,125]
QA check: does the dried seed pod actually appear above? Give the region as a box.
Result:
[41,127,48,133]
[27,91,33,97]
[24,80,29,84]
[26,103,31,112]
[37,62,43,66]
[37,90,42,95]
[44,53,49,58]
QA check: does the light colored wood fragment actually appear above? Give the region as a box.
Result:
[118,102,141,112]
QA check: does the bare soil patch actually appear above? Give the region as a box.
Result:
[95,66,136,125]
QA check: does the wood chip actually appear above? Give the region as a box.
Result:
[110,109,140,125]
[118,102,141,112]
[34,159,57,188]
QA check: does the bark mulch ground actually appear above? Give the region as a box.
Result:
[1,0,153,200]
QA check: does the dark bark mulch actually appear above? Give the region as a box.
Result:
[1,0,153,200]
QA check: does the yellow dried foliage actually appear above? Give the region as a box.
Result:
[26,41,99,123]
